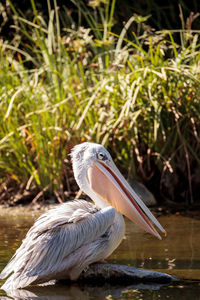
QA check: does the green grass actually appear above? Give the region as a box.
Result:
[0,0,200,204]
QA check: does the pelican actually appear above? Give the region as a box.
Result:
[0,142,165,290]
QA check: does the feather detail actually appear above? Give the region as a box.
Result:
[1,200,116,290]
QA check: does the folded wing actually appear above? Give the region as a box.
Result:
[1,200,115,290]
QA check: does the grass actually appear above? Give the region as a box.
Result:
[0,0,200,204]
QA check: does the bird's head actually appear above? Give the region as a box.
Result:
[71,142,166,239]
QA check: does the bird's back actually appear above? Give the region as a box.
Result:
[1,200,116,290]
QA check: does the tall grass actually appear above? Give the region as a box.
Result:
[0,0,200,204]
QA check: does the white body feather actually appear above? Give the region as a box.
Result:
[1,200,125,290]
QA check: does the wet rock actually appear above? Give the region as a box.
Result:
[78,263,177,284]
[129,179,156,206]
[2,265,177,299]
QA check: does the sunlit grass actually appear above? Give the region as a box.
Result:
[0,0,200,203]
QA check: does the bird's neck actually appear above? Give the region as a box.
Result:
[85,188,110,209]
[73,161,110,209]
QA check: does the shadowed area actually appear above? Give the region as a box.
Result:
[2,280,200,300]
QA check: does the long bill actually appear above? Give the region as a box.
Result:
[87,160,166,240]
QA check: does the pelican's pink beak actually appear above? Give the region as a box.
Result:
[87,160,166,239]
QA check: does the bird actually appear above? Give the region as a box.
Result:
[0,142,165,290]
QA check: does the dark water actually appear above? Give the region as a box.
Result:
[0,207,200,299]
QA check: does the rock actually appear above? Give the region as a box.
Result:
[3,264,178,299]
[78,263,177,284]
[129,179,156,206]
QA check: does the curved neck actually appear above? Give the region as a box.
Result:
[87,189,109,209]
[73,159,108,209]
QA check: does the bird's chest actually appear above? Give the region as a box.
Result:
[105,211,125,257]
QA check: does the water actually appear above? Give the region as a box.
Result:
[0,207,200,299]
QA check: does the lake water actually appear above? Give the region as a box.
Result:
[0,207,200,299]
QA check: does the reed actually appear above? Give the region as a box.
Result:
[0,0,199,204]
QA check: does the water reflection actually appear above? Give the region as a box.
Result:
[1,281,200,300]
[109,215,200,280]
[1,282,170,300]
[0,208,200,299]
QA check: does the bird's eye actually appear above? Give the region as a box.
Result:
[97,152,106,160]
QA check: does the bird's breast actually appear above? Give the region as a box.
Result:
[104,210,125,258]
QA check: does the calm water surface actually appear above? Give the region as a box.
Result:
[0,207,200,299]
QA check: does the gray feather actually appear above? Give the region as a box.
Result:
[1,200,116,290]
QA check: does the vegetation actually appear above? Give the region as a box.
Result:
[0,0,200,205]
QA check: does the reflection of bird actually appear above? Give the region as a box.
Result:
[1,143,165,290]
